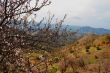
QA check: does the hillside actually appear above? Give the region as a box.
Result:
[51,34,110,73]
[4,34,109,73]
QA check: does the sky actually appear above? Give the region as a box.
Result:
[35,0,110,29]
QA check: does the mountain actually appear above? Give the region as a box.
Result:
[26,21,110,35]
[78,26,110,35]
[67,25,110,35]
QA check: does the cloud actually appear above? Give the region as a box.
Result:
[67,0,110,29]
[34,0,110,29]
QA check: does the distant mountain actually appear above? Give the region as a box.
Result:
[67,25,110,35]
[27,21,110,35]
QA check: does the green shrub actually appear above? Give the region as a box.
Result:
[52,57,60,63]
[49,64,58,73]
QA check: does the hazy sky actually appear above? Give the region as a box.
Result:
[35,0,110,29]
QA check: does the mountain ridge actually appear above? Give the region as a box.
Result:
[67,25,110,35]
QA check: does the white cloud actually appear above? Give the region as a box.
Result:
[35,0,110,29]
